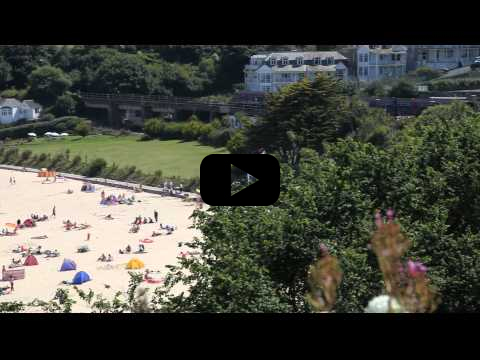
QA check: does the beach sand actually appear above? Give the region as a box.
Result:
[0,169,200,312]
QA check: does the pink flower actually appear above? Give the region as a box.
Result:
[319,244,329,256]
[407,260,427,278]
[386,208,395,222]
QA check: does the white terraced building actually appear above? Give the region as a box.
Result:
[355,45,408,82]
[406,45,480,71]
[244,51,349,93]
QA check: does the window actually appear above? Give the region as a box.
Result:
[35,108,40,114]
[422,51,428,61]
[298,73,305,81]
[1,107,12,117]
[296,57,303,65]
[336,69,345,78]
[270,58,276,66]
[391,54,395,61]
[369,53,376,63]
[380,54,384,61]
[326,57,334,65]
[379,67,383,75]
[314,57,321,65]
[364,67,368,76]
[446,49,454,58]
[282,57,288,65]
[262,85,272,92]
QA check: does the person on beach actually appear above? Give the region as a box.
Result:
[87,233,91,241]
[154,210,158,223]
[10,278,14,292]
[9,177,12,185]
[52,205,56,217]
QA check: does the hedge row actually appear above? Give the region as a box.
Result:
[429,78,480,91]
[0,116,88,140]
[143,117,235,148]
[0,147,199,192]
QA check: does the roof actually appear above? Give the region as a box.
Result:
[271,64,337,72]
[0,98,24,108]
[264,51,347,61]
[23,100,42,109]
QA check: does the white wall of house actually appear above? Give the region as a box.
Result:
[0,106,29,124]
[0,102,42,124]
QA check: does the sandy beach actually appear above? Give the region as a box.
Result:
[0,169,200,312]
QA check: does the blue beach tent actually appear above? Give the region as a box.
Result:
[72,271,91,285]
[60,259,77,272]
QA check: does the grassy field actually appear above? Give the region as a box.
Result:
[16,135,228,178]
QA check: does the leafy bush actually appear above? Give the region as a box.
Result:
[364,81,386,97]
[415,67,442,81]
[20,149,32,161]
[144,118,165,138]
[429,79,480,91]
[84,158,107,177]
[74,120,91,137]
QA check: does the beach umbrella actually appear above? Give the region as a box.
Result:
[24,255,39,266]
[5,223,17,229]
[126,258,144,270]
[60,259,77,272]
[72,271,91,285]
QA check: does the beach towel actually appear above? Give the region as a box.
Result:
[2,268,25,281]
[140,239,154,244]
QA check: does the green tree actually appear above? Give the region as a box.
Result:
[389,79,418,98]
[29,65,72,106]
[0,58,13,89]
[52,92,78,117]
[91,53,152,94]
[247,74,349,166]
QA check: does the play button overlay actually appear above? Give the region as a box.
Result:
[200,154,280,206]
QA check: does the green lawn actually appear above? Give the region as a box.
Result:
[17,135,228,178]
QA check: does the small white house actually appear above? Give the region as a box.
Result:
[0,98,42,125]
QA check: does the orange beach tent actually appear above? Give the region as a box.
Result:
[126,258,144,270]
[38,169,57,178]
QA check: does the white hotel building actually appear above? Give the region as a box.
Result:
[244,51,349,93]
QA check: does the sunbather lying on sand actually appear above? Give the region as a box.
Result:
[104,214,114,220]
[31,235,48,240]
[151,231,162,237]
[118,245,132,254]
[45,250,60,258]
[129,224,140,233]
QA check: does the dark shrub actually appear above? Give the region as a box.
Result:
[84,158,107,177]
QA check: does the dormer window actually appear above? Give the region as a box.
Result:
[282,57,288,65]
[327,57,334,65]
[296,57,304,65]
[314,57,321,65]
[270,58,277,66]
